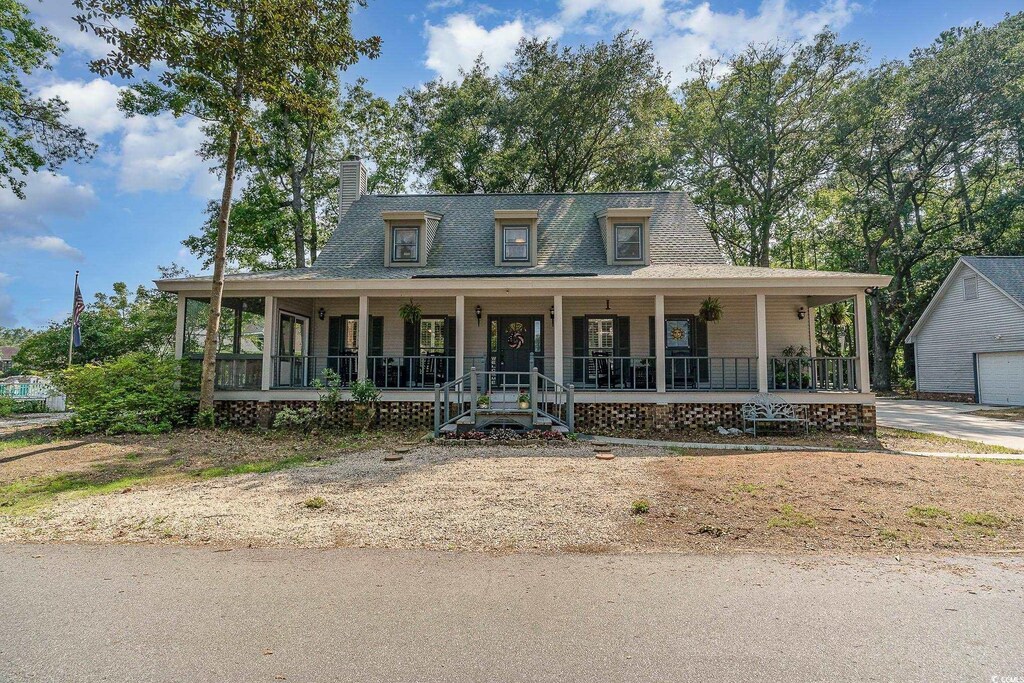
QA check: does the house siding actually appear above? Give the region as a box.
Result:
[915,263,1024,395]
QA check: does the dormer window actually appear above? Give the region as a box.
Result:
[494,209,539,266]
[382,210,441,267]
[392,226,420,262]
[502,225,530,262]
[596,207,653,265]
[614,223,643,261]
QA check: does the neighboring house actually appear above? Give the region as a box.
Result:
[158,158,891,434]
[0,346,18,374]
[907,256,1024,406]
[0,375,66,412]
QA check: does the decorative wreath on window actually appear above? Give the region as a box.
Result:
[506,322,526,349]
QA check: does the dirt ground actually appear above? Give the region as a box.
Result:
[1,427,1021,554]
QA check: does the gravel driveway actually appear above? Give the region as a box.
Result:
[877,399,1024,450]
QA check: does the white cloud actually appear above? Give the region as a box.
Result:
[37,78,125,138]
[31,0,113,59]
[0,173,97,232]
[4,235,84,261]
[118,114,214,194]
[559,0,857,81]
[424,13,564,81]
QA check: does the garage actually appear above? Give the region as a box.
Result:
[977,351,1024,405]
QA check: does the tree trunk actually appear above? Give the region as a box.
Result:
[308,203,318,264]
[198,123,242,418]
[290,167,306,268]
[869,294,892,392]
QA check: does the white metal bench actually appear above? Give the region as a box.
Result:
[741,393,808,436]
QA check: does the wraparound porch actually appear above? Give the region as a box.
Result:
[176,290,870,398]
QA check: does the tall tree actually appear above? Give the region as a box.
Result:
[1,0,94,198]
[672,32,863,266]
[75,0,380,418]
[184,78,411,270]
[406,32,674,193]
[825,15,1024,389]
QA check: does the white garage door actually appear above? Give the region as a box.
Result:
[977,351,1024,406]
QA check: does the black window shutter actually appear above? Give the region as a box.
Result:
[369,316,384,357]
[649,316,656,357]
[403,319,418,357]
[694,318,709,357]
[614,316,631,358]
[572,316,587,382]
[327,317,342,356]
[444,316,456,357]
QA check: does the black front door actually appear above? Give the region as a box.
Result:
[494,316,538,386]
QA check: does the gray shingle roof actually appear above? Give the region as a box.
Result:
[216,191,724,282]
[963,256,1024,307]
[313,191,723,278]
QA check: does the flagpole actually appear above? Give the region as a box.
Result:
[68,270,79,368]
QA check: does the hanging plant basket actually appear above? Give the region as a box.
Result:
[398,300,422,325]
[698,297,723,323]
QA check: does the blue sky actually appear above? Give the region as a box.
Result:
[0,0,1019,328]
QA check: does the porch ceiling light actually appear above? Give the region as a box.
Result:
[797,306,807,320]
[549,305,555,322]
[475,304,482,325]
[318,307,326,321]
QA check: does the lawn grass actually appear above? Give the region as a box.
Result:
[195,454,313,479]
[0,435,52,452]
[877,427,1021,454]
[970,407,1024,423]
[767,504,815,529]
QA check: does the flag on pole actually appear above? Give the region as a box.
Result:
[72,279,85,348]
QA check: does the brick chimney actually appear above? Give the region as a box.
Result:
[338,155,367,217]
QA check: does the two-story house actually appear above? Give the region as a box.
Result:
[157,158,891,434]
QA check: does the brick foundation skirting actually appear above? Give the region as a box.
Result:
[574,402,875,434]
[215,400,435,430]
[217,399,876,434]
[915,391,976,403]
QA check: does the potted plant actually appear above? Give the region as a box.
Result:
[398,300,422,325]
[517,390,530,409]
[698,297,723,323]
[476,394,491,409]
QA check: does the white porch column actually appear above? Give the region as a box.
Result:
[552,295,564,385]
[455,295,465,376]
[261,295,275,390]
[357,295,369,381]
[174,295,186,359]
[655,294,666,393]
[854,291,870,393]
[755,293,768,393]
[807,305,817,358]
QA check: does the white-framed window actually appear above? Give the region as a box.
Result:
[419,317,446,355]
[392,226,420,262]
[964,275,978,301]
[587,318,614,352]
[502,225,530,262]
[614,223,643,260]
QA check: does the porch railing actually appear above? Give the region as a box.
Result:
[434,366,574,436]
[271,355,358,388]
[667,357,757,392]
[569,356,656,391]
[213,355,262,390]
[368,355,456,390]
[770,356,858,392]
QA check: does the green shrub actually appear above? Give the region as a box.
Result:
[272,406,317,431]
[55,353,198,435]
[0,396,14,417]
[349,379,381,404]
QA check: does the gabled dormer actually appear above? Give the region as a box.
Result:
[493,209,539,267]
[596,207,653,266]
[382,210,442,267]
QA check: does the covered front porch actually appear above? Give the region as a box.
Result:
[174,288,871,400]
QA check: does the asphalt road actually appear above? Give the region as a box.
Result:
[2,544,1022,682]
[876,399,1024,451]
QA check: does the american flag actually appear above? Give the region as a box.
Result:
[71,280,85,348]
